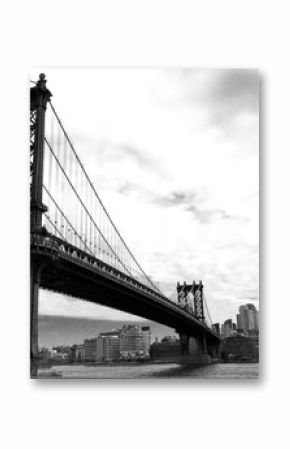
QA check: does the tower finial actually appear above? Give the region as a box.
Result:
[37,73,48,90]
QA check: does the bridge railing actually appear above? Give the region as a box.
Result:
[32,232,216,334]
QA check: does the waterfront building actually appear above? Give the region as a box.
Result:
[71,344,85,362]
[84,337,98,361]
[51,350,69,361]
[51,345,73,361]
[97,330,121,361]
[120,325,151,359]
[83,325,152,361]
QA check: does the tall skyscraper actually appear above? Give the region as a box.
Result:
[223,319,233,337]
[237,303,259,333]
[212,323,220,335]
[246,303,256,330]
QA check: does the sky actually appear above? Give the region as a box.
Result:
[31,68,259,325]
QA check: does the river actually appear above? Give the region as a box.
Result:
[38,362,259,379]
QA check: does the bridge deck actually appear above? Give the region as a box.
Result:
[31,233,220,343]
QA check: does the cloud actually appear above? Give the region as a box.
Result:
[149,189,243,224]
[203,70,259,141]
[118,144,156,169]
[168,68,259,138]
[185,205,231,223]
[206,69,259,123]
[154,190,197,207]
[36,68,259,326]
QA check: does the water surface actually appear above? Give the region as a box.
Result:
[39,363,259,379]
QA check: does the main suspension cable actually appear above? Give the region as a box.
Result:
[48,101,162,294]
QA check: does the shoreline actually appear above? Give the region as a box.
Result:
[39,358,258,370]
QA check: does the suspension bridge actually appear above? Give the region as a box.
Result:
[30,74,220,376]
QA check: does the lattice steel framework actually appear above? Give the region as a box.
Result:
[30,74,51,231]
[176,280,205,322]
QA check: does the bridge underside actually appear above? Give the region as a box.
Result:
[32,244,220,346]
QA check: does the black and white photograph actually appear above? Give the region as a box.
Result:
[30,68,259,379]
[3,1,290,448]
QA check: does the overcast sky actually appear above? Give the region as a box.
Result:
[32,68,259,325]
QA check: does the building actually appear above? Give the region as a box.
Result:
[223,319,233,338]
[246,303,258,330]
[236,303,259,334]
[71,344,85,362]
[82,325,152,362]
[84,337,98,361]
[212,323,220,335]
[97,330,121,361]
[120,325,151,359]
[51,345,73,361]
[255,310,259,329]
[238,305,249,331]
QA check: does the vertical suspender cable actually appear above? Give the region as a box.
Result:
[67,136,73,244]
[79,168,83,250]
[85,178,88,250]
[75,154,79,248]
[47,110,54,233]
[48,101,163,294]
[54,120,61,232]
[63,136,69,240]
[90,186,93,252]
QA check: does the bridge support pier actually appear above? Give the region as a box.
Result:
[178,333,212,365]
[30,261,41,378]
[30,258,47,378]
[207,340,222,360]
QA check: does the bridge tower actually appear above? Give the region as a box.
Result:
[30,74,52,377]
[177,280,208,357]
[176,280,204,320]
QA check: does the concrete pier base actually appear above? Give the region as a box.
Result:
[178,333,217,365]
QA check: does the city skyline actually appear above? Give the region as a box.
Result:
[39,300,259,350]
[31,68,259,326]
